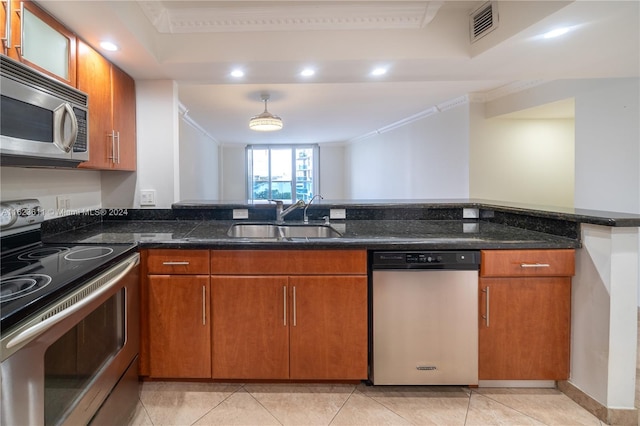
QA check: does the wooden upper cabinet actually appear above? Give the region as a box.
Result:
[5,1,77,86]
[77,40,136,170]
[110,65,137,170]
[76,40,111,169]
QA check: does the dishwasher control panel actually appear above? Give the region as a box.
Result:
[372,251,480,270]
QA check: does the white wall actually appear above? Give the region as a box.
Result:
[220,145,246,200]
[469,103,575,207]
[130,80,180,208]
[574,79,640,214]
[318,144,346,200]
[179,117,220,201]
[345,104,470,199]
[0,167,102,218]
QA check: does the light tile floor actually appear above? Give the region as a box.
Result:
[129,311,640,426]
[129,382,609,426]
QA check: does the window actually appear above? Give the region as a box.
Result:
[246,145,319,203]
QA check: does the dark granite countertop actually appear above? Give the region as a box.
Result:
[173,198,640,227]
[43,219,579,250]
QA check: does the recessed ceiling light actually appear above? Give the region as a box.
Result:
[100,41,119,52]
[300,68,315,77]
[230,69,245,78]
[370,67,388,76]
[543,27,570,39]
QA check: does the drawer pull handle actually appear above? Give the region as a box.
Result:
[162,261,190,265]
[520,263,550,268]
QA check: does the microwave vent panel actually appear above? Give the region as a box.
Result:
[0,56,87,106]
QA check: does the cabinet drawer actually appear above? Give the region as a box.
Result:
[211,250,367,275]
[481,249,575,277]
[145,250,210,274]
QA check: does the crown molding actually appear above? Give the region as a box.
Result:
[480,80,550,102]
[348,80,559,144]
[179,102,219,145]
[137,1,443,33]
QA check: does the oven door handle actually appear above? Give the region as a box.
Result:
[5,256,139,350]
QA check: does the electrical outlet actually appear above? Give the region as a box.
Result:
[56,196,71,211]
[329,208,346,219]
[233,209,249,219]
[140,190,156,206]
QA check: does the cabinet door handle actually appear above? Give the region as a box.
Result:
[162,261,189,266]
[482,286,490,327]
[108,130,116,162]
[520,263,550,268]
[283,285,287,326]
[2,1,11,53]
[202,285,206,325]
[292,286,297,327]
[116,130,121,164]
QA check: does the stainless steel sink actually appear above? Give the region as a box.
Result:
[227,223,342,239]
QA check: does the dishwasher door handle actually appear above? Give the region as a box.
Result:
[482,286,490,327]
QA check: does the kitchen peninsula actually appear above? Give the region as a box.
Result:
[41,199,640,425]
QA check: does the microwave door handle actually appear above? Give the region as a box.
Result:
[52,103,78,153]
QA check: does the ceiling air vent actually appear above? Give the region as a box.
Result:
[470,1,498,43]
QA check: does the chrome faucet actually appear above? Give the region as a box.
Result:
[270,199,305,224]
[303,194,323,224]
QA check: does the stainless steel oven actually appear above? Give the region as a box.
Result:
[1,253,140,425]
[0,199,140,426]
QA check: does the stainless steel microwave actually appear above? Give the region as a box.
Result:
[0,55,89,167]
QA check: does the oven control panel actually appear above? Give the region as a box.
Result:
[0,199,44,230]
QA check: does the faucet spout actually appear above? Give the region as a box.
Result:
[272,199,305,224]
[304,194,323,223]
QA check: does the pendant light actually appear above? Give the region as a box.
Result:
[249,94,283,131]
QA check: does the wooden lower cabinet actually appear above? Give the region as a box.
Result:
[289,276,368,380]
[148,275,211,378]
[211,276,289,379]
[211,274,368,380]
[478,277,571,380]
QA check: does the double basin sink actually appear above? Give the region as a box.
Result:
[227,223,342,240]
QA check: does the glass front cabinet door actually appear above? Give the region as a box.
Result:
[3,1,76,86]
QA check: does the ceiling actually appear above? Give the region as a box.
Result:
[39,1,639,145]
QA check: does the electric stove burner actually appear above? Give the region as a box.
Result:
[17,247,70,260]
[64,247,114,261]
[0,274,52,302]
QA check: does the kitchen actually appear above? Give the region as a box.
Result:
[0,0,639,425]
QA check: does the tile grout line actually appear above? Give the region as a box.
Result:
[327,384,358,425]
[463,388,473,425]
[470,391,552,426]
[136,391,154,426]
[187,383,246,426]
[242,384,285,426]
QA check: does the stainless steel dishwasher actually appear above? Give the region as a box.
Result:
[371,251,480,385]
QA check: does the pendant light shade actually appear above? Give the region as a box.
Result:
[249,94,283,131]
